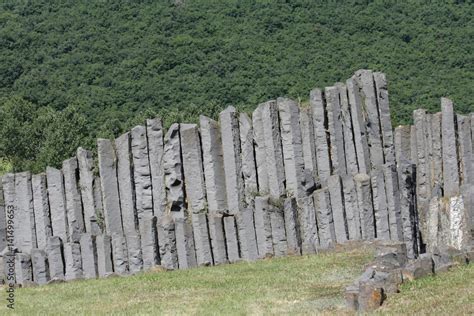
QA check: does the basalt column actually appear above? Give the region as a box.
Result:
[46,167,68,243]
[325,86,347,176]
[310,88,331,182]
[337,83,358,175]
[63,158,86,243]
[14,172,37,253]
[32,174,52,250]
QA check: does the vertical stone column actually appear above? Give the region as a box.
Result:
[223,216,240,263]
[278,97,312,198]
[347,78,371,174]
[374,72,396,165]
[370,167,390,240]
[394,126,411,168]
[157,214,178,270]
[0,180,5,252]
[325,86,347,176]
[126,234,143,274]
[313,188,336,249]
[32,174,52,250]
[63,158,85,243]
[77,148,102,236]
[311,88,331,182]
[354,70,384,169]
[240,113,259,204]
[115,132,142,269]
[164,124,186,218]
[429,113,443,193]
[80,233,98,279]
[111,233,129,275]
[254,196,273,258]
[261,101,286,198]
[300,107,318,176]
[97,139,124,235]
[200,116,228,264]
[327,175,348,243]
[15,253,33,286]
[337,83,358,175]
[297,196,318,254]
[252,105,270,195]
[46,167,68,242]
[1,175,14,252]
[46,236,65,281]
[146,118,167,220]
[96,234,113,277]
[283,197,301,255]
[93,176,105,232]
[15,172,37,253]
[410,126,418,164]
[31,249,50,285]
[398,161,419,259]
[413,109,430,238]
[342,175,361,240]
[270,205,287,257]
[457,115,474,185]
[64,242,83,280]
[235,208,259,261]
[175,218,197,269]
[131,125,153,226]
[181,123,212,266]
[139,216,159,270]
[441,98,460,197]
[354,174,375,240]
[383,164,403,241]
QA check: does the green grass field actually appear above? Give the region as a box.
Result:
[0,245,472,315]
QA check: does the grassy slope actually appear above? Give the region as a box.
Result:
[0,246,372,315]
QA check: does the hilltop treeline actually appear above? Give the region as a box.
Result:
[0,0,472,172]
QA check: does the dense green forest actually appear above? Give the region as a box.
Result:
[0,0,473,172]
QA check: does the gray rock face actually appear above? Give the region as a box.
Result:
[163,124,186,218]
[430,113,443,191]
[80,233,98,279]
[337,83,358,175]
[77,147,102,236]
[93,176,105,233]
[111,233,129,275]
[354,70,384,169]
[200,116,228,214]
[15,253,33,286]
[310,88,331,182]
[297,196,319,254]
[394,126,412,168]
[383,164,403,241]
[175,218,197,269]
[64,242,83,280]
[236,208,259,261]
[374,72,396,166]
[441,98,460,198]
[371,168,390,240]
[2,174,15,249]
[269,205,287,257]
[181,124,207,213]
[325,86,347,176]
[97,139,124,235]
[252,106,269,195]
[299,107,318,177]
[131,125,153,226]
[46,236,65,281]
[313,188,336,249]
[223,216,240,263]
[14,172,37,253]
[31,249,50,285]
[342,175,361,240]
[327,175,348,243]
[139,215,159,270]
[457,115,473,186]
[239,113,258,205]
[278,97,309,198]
[32,174,52,250]
[115,132,138,237]
[219,106,245,214]
[126,234,143,274]
[254,196,273,258]
[283,197,301,255]
[261,101,286,198]
[398,161,419,259]
[208,214,227,265]
[354,174,375,240]
[191,213,213,266]
[347,78,371,175]
[63,158,86,243]
[146,118,167,220]
[96,234,113,277]
[157,214,178,270]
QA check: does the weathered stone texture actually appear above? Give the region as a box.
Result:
[398,161,419,258]
[299,107,318,177]
[63,158,86,243]
[441,98,460,197]
[96,234,113,277]
[236,208,259,261]
[15,172,37,252]
[310,88,331,182]
[139,216,159,270]
[223,216,240,263]
[337,83,358,175]
[254,196,273,258]
[64,242,83,280]
[252,106,269,195]
[394,126,411,168]
[239,113,258,204]
[46,236,65,281]
[297,196,319,254]
[157,214,178,270]
[31,249,50,285]
[457,115,473,186]
[32,174,52,250]
[80,233,98,279]
[342,175,361,240]
[313,188,336,249]
[283,197,301,255]
[325,86,347,175]
[354,173,375,240]
[383,164,403,241]
[111,234,129,275]
[327,175,348,243]
[374,72,396,165]
[208,214,227,265]
[15,253,33,286]
[371,168,390,240]
[192,213,213,266]
[175,218,197,269]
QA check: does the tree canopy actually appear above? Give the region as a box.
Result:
[0,0,473,172]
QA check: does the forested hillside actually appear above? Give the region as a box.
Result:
[0,0,473,172]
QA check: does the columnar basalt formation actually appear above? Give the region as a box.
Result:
[2,69,473,286]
